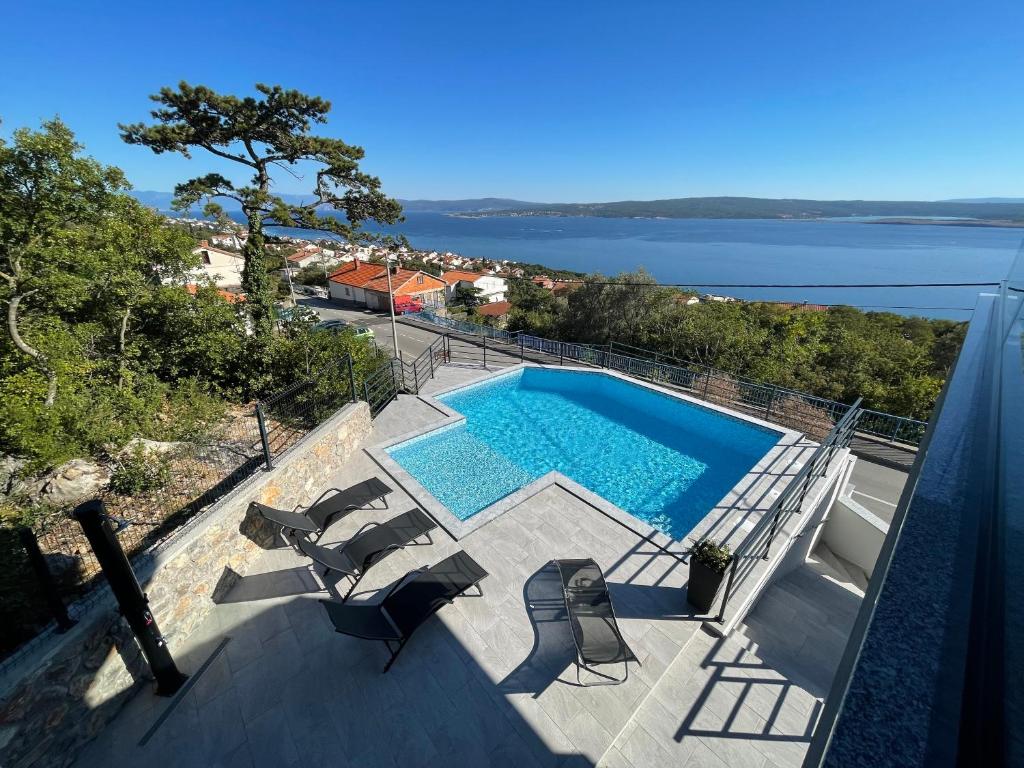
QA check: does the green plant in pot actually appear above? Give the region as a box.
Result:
[687,538,733,614]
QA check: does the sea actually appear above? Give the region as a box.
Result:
[263,212,1024,320]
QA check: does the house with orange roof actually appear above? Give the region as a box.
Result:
[441,270,508,303]
[328,259,445,311]
[474,300,512,328]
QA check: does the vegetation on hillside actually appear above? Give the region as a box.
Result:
[470,196,1024,221]
[506,271,964,420]
[0,119,384,479]
[119,82,405,385]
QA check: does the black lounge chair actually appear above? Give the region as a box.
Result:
[320,550,488,672]
[290,507,438,600]
[250,477,392,540]
[553,558,640,686]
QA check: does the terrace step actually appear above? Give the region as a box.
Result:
[599,625,824,768]
[732,547,865,698]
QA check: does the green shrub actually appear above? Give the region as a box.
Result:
[690,538,732,574]
[109,445,171,496]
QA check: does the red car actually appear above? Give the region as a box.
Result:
[392,296,423,314]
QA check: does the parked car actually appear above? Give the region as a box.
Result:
[393,296,423,314]
[314,319,375,341]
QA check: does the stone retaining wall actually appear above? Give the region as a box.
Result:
[0,401,372,768]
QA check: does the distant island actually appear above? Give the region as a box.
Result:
[448,196,1024,223]
[131,191,1024,226]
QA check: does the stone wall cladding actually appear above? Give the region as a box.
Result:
[0,401,372,768]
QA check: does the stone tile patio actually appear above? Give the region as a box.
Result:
[73,366,854,768]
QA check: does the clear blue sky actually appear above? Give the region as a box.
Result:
[2,0,1022,202]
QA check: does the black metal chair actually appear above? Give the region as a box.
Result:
[290,507,438,600]
[250,477,392,540]
[553,558,640,686]
[320,550,488,672]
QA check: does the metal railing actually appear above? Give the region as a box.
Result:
[398,336,447,395]
[405,311,927,448]
[712,398,864,623]
[363,358,402,416]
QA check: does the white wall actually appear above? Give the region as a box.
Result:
[822,495,889,578]
[329,281,367,304]
[193,246,244,287]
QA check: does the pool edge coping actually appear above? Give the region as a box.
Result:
[365,363,810,546]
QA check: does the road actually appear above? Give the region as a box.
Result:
[296,297,442,360]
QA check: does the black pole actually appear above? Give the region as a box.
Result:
[254,403,274,470]
[18,527,76,632]
[72,500,187,696]
[346,355,357,403]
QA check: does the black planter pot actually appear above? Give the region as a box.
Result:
[687,557,729,614]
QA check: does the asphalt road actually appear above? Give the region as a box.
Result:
[296,297,442,359]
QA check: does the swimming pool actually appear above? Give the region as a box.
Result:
[386,367,782,540]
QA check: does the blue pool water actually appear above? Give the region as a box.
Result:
[387,368,781,539]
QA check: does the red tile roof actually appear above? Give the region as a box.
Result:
[363,269,445,296]
[184,284,245,303]
[328,260,385,288]
[441,270,483,286]
[476,300,511,317]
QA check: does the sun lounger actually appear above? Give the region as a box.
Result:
[320,550,488,672]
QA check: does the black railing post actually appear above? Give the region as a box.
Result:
[73,500,187,696]
[429,341,436,378]
[702,367,712,399]
[347,355,357,403]
[254,403,274,470]
[412,359,420,394]
[715,556,740,623]
[765,385,778,417]
[483,334,487,368]
[559,343,564,366]
[520,334,524,362]
[18,527,76,632]
[764,508,782,559]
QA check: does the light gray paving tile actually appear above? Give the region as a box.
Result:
[682,739,731,768]
[561,706,615,762]
[243,703,299,768]
[597,746,637,768]
[616,722,678,768]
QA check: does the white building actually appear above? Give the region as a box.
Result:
[191,240,245,287]
[441,270,508,303]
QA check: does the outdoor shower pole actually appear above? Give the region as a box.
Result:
[73,500,187,696]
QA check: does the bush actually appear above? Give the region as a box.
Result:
[773,395,836,441]
[690,538,732,574]
[109,445,171,496]
[704,373,742,407]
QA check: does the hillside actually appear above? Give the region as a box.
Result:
[466,196,1024,221]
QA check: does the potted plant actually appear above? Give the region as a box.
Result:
[687,538,733,614]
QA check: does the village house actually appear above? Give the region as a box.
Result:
[441,269,508,303]
[328,260,445,311]
[474,299,512,328]
[190,240,245,287]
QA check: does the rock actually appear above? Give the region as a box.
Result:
[119,438,184,458]
[36,459,109,505]
[0,455,27,496]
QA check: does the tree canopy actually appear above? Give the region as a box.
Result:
[120,82,404,376]
[507,270,963,420]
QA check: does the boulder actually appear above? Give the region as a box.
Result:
[36,459,110,506]
[0,455,27,496]
[118,438,184,458]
